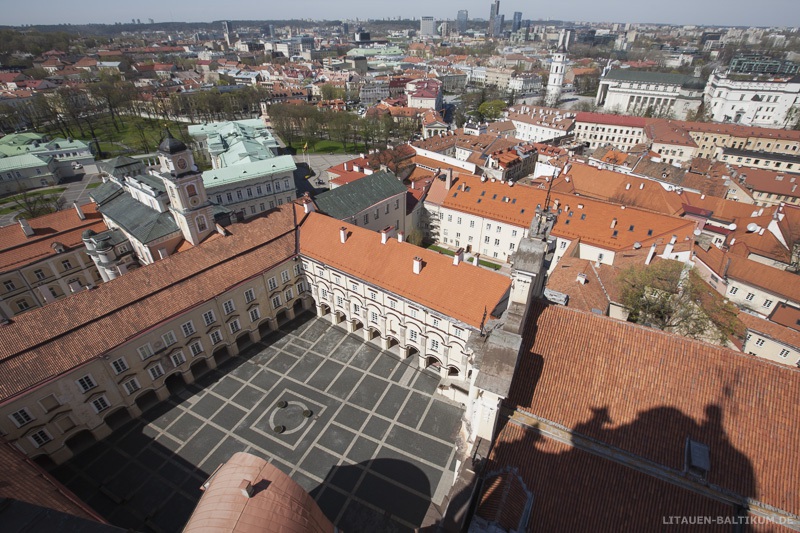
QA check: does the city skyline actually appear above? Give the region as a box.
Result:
[2,0,799,29]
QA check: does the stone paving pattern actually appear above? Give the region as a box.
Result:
[50,313,464,532]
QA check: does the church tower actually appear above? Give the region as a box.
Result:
[158,129,214,246]
[545,30,569,108]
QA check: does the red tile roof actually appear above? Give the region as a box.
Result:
[738,311,800,351]
[0,441,106,523]
[298,211,510,328]
[575,112,647,128]
[0,204,105,272]
[508,302,800,519]
[0,206,298,402]
[694,244,800,303]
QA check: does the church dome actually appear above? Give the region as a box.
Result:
[158,128,187,154]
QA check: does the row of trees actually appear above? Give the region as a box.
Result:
[268,104,420,152]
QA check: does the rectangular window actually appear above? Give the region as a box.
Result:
[386,204,390,215]
[3,280,15,291]
[755,338,765,347]
[244,288,256,303]
[92,396,110,413]
[61,260,72,270]
[76,374,96,393]
[336,295,344,308]
[223,300,235,315]
[496,226,502,233]
[34,269,45,280]
[181,321,195,337]
[9,408,34,428]
[268,277,278,290]
[137,343,154,360]
[364,214,369,224]
[484,236,490,243]
[409,329,418,342]
[111,357,128,374]
[454,328,462,338]
[470,220,475,228]
[779,348,790,358]
[285,288,293,301]
[389,299,396,309]
[433,317,440,327]
[256,185,263,195]
[294,263,303,276]
[123,378,141,395]
[210,330,223,344]
[249,308,261,322]
[321,288,329,299]
[272,295,282,309]
[229,319,241,334]
[745,293,755,301]
[763,299,773,308]
[729,287,738,295]
[369,290,377,300]
[171,351,187,367]
[494,239,500,246]
[148,364,165,380]
[448,215,453,222]
[410,308,417,318]
[430,339,440,351]
[370,311,378,323]
[29,429,52,448]
[281,270,290,283]
[190,341,203,356]
[162,330,177,347]
[203,310,216,326]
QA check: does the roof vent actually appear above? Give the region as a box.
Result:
[413,256,423,275]
[239,480,254,498]
[576,273,588,284]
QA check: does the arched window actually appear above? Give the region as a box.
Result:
[187,184,198,197]
[196,215,207,232]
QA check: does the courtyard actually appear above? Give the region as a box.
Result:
[49,312,465,532]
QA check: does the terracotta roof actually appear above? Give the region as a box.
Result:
[732,165,800,198]
[508,302,800,519]
[575,112,647,128]
[0,440,106,523]
[481,420,740,532]
[183,452,333,533]
[298,211,510,328]
[442,174,545,228]
[0,204,105,272]
[0,206,298,402]
[646,120,699,148]
[694,244,800,303]
[769,302,800,332]
[738,311,800,351]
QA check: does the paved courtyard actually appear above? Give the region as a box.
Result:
[50,312,464,532]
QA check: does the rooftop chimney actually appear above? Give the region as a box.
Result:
[445,168,453,190]
[239,480,254,498]
[576,273,588,284]
[73,202,85,220]
[453,247,464,266]
[663,234,677,257]
[397,231,405,243]
[625,183,631,190]
[303,199,316,214]
[645,242,657,265]
[339,226,348,244]
[413,256,422,275]
[639,183,644,190]
[19,218,34,237]
[380,226,394,244]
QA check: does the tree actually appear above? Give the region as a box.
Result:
[477,99,507,121]
[11,187,66,219]
[618,261,739,344]
[406,228,426,246]
[320,83,345,101]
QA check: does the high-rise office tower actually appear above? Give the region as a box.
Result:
[420,16,436,37]
[512,11,522,32]
[493,14,504,37]
[457,10,468,33]
[488,0,500,36]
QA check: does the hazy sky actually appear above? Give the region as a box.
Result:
[3,0,798,28]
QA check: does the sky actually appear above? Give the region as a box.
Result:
[2,0,799,29]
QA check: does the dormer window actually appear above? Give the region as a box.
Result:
[685,438,710,480]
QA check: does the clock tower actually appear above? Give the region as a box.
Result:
[158,129,214,246]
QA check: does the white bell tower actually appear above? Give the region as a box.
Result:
[545,44,567,108]
[157,129,214,246]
